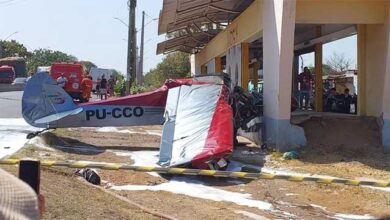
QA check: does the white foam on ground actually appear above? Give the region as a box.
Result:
[27,136,54,151]
[113,150,161,177]
[112,176,273,211]
[114,150,160,167]
[96,127,131,133]
[310,204,377,220]
[234,210,270,220]
[112,150,272,211]
[333,214,377,220]
[363,185,390,192]
[0,118,39,159]
[145,130,162,136]
[285,193,299,196]
[95,127,162,136]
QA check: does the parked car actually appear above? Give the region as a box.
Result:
[12,77,27,85]
[0,65,16,84]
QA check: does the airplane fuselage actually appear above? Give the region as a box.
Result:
[44,104,165,128]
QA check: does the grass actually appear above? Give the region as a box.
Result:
[1,143,160,220]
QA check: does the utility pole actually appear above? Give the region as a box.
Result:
[126,0,137,94]
[0,41,3,59]
[138,11,145,85]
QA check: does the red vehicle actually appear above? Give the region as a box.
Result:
[0,65,16,84]
[50,63,87,101]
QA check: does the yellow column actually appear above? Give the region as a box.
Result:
[215,57,222,75]
[253,61,259,91]
[357,24,366,116]
[314,26,323,112]
[241,42,249,91]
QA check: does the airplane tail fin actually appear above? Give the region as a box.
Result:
[22,72,82,127]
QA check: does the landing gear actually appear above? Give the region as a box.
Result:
[26,128,54,139]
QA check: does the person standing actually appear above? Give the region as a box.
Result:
[343,88,353,114]
[298,67,313,110]
[56,73,68,88]
[81,75,93,102]
[99,75,108,100]
[108,75,116,96]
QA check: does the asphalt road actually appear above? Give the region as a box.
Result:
[0,91,23,118]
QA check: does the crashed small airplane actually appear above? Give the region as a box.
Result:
[22,72,262,169]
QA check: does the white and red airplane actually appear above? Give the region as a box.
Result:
[22,72,234,169]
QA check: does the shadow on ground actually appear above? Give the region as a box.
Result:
[41,132,158,155]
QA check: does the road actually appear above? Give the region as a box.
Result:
[0,91,23,118]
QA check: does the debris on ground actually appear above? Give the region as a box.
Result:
[75,169,101,185]
[282,151,301,160]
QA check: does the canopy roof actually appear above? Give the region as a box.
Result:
[157,0,254,54]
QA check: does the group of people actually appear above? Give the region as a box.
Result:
[95,75,115,100]
[57,73,116,101]
[56,73,93,102]
[298,66,357,114]
[324,87,357,114]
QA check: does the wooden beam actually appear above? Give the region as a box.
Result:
[241,42,249,91]
[314,26,323,112]
[215,57,222,75]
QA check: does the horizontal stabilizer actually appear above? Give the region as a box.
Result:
[22,72,81,127]
[34,108,82,124]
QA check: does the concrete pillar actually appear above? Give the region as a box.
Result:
[226,44,242,88]
[241,43,250,91]
[382,6,390,152]
[357,25,367,116]
[190,54,201,76]
[262,0,306,150]
[207,59,215,75]
[292,55,299,99]
[314,27,323,112]
[215,57,222,75]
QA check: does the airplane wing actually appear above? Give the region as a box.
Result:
[22,72,82,127]
[158,83,233,169]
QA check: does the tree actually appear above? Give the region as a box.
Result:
[0,40,31,58]
[308,64,333,76]
[144,52,190,88]
[80,60,97,72]
[326,52,352,75]
[27,49,77,72]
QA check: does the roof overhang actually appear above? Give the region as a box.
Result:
[157,0,254,54]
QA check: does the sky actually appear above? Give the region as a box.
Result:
[0,0,357,75]
[0,0,164,75]
[300,35,357,72]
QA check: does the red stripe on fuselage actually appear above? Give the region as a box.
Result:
[80,79,199,107]
[191,85,233,169]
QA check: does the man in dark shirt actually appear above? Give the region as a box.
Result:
[100,75,108,100]
[298,67,313,110]
[343,88,352,114]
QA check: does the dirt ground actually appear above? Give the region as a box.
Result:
[4,120,390,220]
[267,116,390,180]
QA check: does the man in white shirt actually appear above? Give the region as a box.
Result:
[56,73,68,88]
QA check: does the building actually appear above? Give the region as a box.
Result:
[157,0,390,152]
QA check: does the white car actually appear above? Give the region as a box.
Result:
[12,77,27,85]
